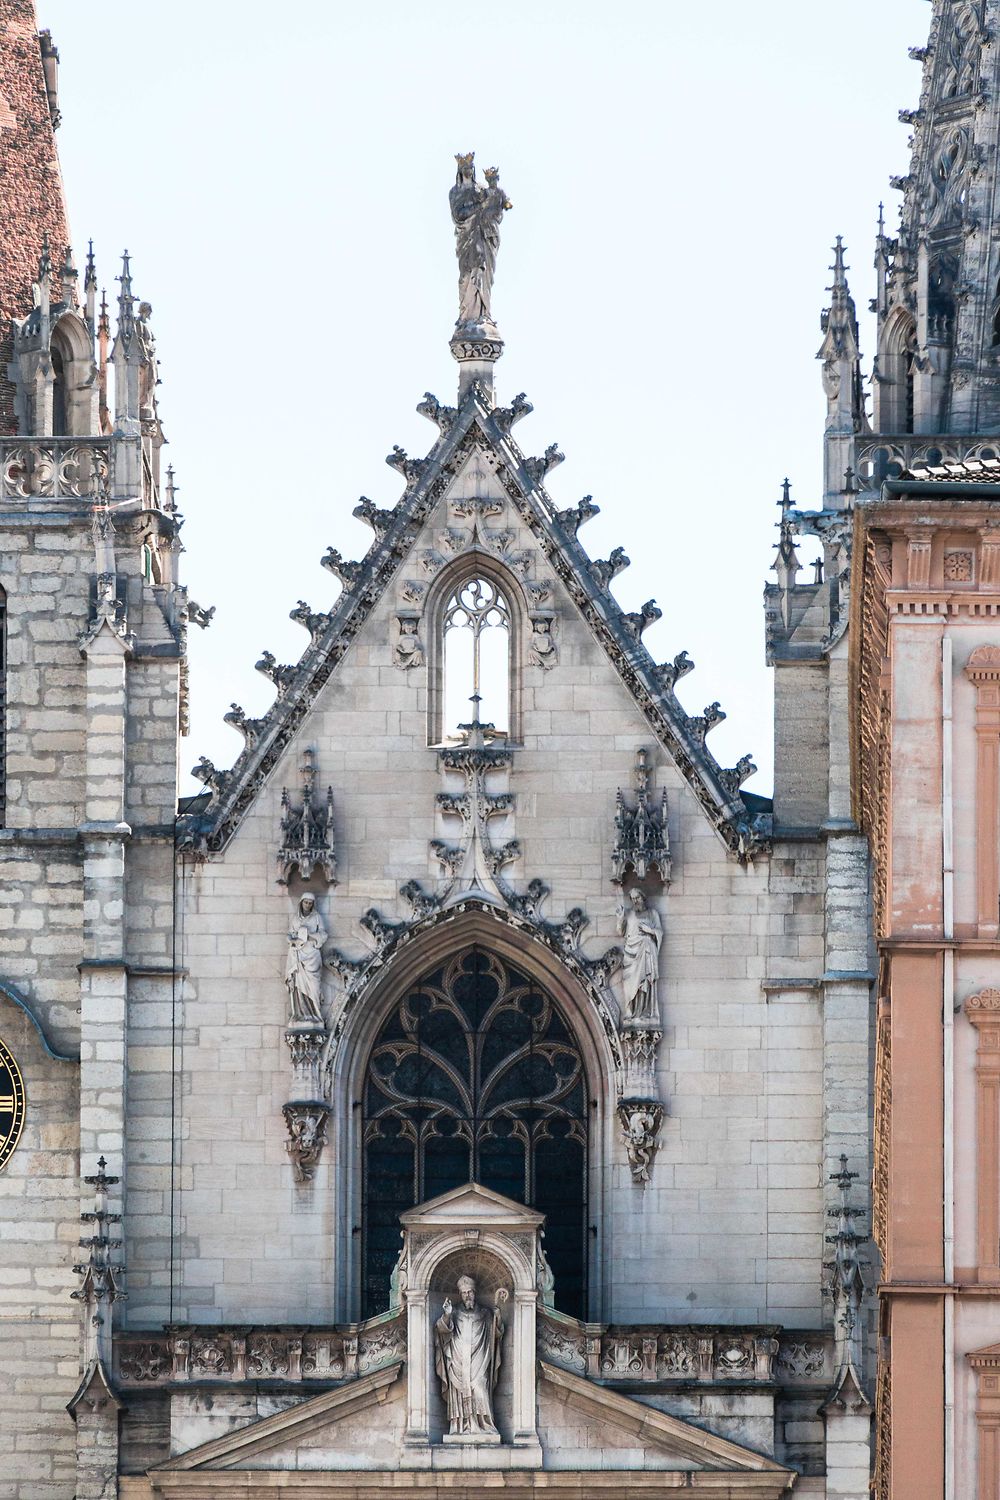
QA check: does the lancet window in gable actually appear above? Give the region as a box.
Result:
[361,946,589,1321]
[443,575,511,735]
[425,557,525,744]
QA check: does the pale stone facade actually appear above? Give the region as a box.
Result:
[6,6,967,1500]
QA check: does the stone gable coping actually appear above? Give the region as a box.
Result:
[178,384,768,863]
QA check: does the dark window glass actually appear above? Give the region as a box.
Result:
[362,946,588,1319]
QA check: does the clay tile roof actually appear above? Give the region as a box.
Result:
[905,456,1000,483]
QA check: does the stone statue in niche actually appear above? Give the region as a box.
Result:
[616,888,662,1023]
[434,1275,507,1439]
[285,894,327,1026]
[395,614,424,669]
[528,615,557,670]
[450,153,510,329]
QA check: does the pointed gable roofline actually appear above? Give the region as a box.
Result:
[180,384,767,863]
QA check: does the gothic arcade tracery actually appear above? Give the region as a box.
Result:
[361,945,588,1319]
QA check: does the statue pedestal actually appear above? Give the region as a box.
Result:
[450,320,503,400]
[442,1430,502,1447]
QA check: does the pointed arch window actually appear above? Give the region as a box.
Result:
[361,946,589,1320]
[443,576,511,737]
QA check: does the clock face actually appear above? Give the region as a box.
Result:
[0,1038,26,1172]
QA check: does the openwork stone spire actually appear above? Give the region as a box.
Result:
[874,1,1000,434]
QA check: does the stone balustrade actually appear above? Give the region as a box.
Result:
[0,437,111,501]
[856,434,1000,489]
[113,1313,829,1390]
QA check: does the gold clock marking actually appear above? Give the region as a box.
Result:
[0,1039,25,1171]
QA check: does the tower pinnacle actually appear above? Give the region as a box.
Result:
[873,1,1000,434]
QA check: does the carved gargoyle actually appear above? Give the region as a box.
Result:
[416,392,458,433]
[718,754,757,796]
[492,391,533,433]
[255,650,299,698]
[385,445,427,484]
[360,907,406,951]
[399,880,443,919]
[289,600,330,644]
[685,701,727,745]
[555,495,600,536]
[191,756,230,797]
[506,877,549,922]
[654,651,694,692]
[187,599,215,630]
[352,496,396,539]
[622,599,662,640]
[224,702,266,750]
[321,548,363,586]
[523,443,564,485]
[590,547,630,590]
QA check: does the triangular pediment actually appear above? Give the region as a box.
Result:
[539,1361,793,1476]
[180,383,766,864]
[148,1356,795,1496]
[151,1361,404,1473]
[400,1180,544,1230]
[969,1341,1000,1365]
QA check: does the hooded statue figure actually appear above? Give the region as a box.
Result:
[285,893,327,1025]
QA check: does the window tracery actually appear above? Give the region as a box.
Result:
[442,576,511,736]
[361,946,588,1320]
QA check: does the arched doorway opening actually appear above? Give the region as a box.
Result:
[361,945,589,1320]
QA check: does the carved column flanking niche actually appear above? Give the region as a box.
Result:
[966,990,1000,1281]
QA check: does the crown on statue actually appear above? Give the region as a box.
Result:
[455,151,475,173]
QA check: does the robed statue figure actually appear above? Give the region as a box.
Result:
[285,893,327,1026]
[449,152,511,329]
[616,887,663,1023]
[434,1274,507,1436]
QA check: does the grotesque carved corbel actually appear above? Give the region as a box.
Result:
[555,495,600,536]
[492,391,533,433]
[256,650,299,698]
[622,599,662,640]
[685,701,727,745]
[590,547,630,590]
[617,1100,663,1185]
[416,391,458,433]
[321,548,364,587]
[386,445,427,485]
[289,600,330,645]
[352,495,397,539]
[224,702,265,751]
[718,755,757,798]
[523,443,564,486]
[282,1103,330,1184]
[654,651,694,693]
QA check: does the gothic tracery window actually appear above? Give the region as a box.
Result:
[442,576,511,737]
[362,946,588,1319]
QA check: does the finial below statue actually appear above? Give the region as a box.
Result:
[449,152,510,387]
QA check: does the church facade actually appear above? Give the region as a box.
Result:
[5,2,1000,1497]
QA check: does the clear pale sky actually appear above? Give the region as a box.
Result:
[42,0,919,795]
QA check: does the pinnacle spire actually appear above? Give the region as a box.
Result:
[84,240,97,293]
[873,1,999,433]
[116,250,135,348]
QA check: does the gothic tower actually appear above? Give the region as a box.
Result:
[0,7,196,1495]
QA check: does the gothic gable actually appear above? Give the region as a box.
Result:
[179,382,766,863]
